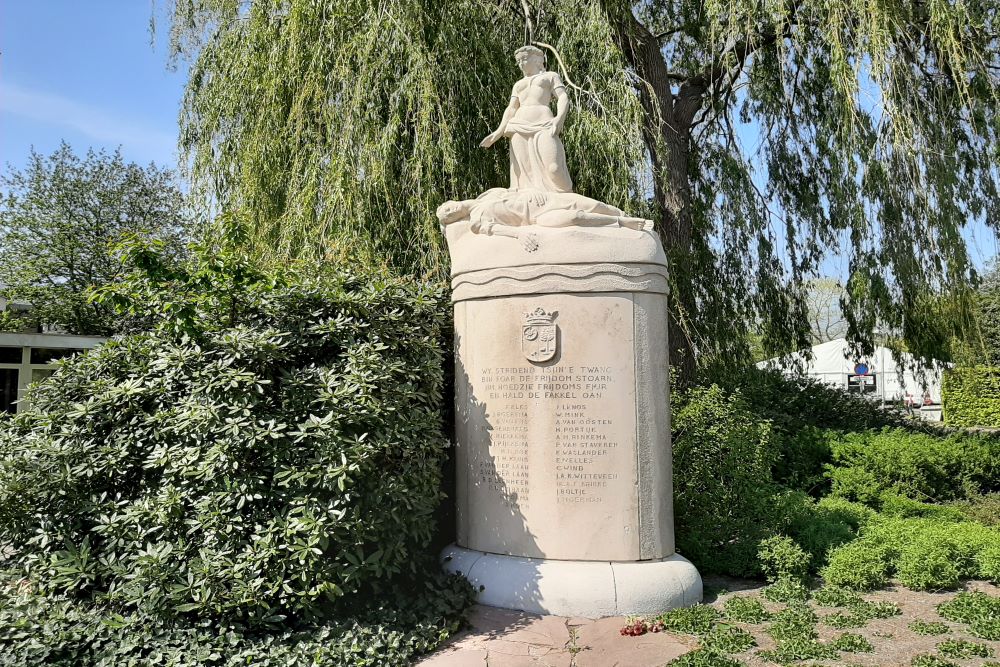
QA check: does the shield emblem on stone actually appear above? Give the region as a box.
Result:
[522,308,557,362]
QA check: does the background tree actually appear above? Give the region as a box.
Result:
[0,143,189,335]
[162,0,999,378]
[805,278,847,345]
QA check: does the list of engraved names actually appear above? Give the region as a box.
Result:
[478,363,623,508]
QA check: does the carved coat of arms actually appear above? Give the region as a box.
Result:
[522,308,558,362]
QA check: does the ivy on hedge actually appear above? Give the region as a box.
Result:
[943,366,1000,428]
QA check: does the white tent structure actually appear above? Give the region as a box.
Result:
[757,338,945,416]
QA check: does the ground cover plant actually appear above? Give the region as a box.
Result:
[0,228,473,665]
[622,585,1000,666]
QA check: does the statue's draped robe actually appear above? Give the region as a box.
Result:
[505,118,573,193]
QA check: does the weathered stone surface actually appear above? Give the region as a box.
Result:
[438,44,700,618]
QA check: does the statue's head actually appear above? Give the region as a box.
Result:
[514,45,546,74]
[436,200,468,225]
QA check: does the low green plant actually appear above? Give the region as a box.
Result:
[909,619,950,635]
[937,592,1000,640]
[766,603,818,643]
[896,538,962,590]
[761,577,810,603]
[978,544,1000,582]
[758,638,837,664]
[831,632,874,652]
[655,605,721,635]
[936,639,994,659]
[758,536,811,582]
[912,655,959,667]
[823,600,901,629]
[667,649,744,667]
[826,428,1000,503]
[823,517,1000,591]
[822,540,892,590]
[811,586,863,607]
[951,492,1000,526]
[723,596,771,623]
[702,625,756,654]
[0,572,474,667]
[880,494,969,521]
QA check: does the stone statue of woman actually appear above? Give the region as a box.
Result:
[480,45,574,193]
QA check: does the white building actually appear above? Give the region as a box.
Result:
[0,297,105,414]
[757,338,946,419]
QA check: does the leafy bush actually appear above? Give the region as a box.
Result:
[758,536,811,582]
[824,517,1000,591]
[827,428,1000,503]
[671,384,782,576]
[0,236,455,625]
[703,366,905,494]
[821,540,893,590]
[0,572,473,667]
[942,366,1000,427]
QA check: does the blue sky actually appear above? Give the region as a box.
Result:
[1,1,183,171]
[1,2,994,274]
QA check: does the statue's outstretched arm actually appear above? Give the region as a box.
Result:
[481,88,520,148]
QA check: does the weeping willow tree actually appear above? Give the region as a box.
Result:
[163,0,1000,377]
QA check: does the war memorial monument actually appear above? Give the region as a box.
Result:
[436,45,702,617]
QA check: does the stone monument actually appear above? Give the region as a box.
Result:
[438,45,702,617]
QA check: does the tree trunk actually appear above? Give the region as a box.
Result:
[609,9,699,385]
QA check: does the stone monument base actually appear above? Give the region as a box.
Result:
[442,544,702,618]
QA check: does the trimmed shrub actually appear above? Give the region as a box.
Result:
[823,517,1000,591]
[0,241,454,625]
[821,540,893,591]
[942,366,1000,427]
[826,428,1000,503]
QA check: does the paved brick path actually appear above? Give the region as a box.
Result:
[416,605,696,667]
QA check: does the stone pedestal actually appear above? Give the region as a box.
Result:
[441,221,701,617]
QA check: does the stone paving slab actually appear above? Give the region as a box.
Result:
[416,605,695,667]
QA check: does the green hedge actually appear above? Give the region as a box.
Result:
[826,428,1000,503]
[0,241,455,626]
[823,516,1000,591]
[943,366,1000,427]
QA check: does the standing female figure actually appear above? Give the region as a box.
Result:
[480,45,573,193]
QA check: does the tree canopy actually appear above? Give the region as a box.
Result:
[0,143,189,335]
[162,0,1000,374]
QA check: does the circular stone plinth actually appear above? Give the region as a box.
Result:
[441,544,702,618]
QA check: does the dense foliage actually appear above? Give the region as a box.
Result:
[162,0,1000,374]
[827,428,1000,503]
[0,573,472,667]
[0,233,456,626]
[0,143,188,335]
[942,366,1000,428]
[823,516,1000,591]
